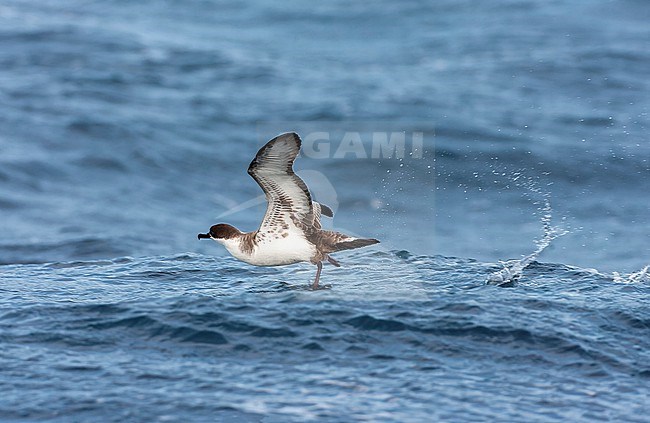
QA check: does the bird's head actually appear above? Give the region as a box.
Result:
[197,224,240,241]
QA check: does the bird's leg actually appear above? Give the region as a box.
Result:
[327,255,341,267]
[312,261,323,290]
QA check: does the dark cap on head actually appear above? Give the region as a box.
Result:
[197,223,240,240]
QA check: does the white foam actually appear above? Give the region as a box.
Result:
[612,265,650,284]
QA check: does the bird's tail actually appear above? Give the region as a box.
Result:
[333,237,380,252]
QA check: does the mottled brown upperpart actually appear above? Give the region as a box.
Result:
[239,232,257,255]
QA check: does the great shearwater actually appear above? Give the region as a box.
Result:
[198,132,379,289]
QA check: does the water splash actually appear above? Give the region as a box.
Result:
[486,172,568,286]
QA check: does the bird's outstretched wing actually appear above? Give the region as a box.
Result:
[248,132,313,233]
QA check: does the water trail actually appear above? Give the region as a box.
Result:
[486,171,568,286]
[612,265,650,283]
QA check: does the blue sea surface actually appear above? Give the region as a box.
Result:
[1,0,649,421]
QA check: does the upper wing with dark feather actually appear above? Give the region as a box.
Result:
[247,132,313,232]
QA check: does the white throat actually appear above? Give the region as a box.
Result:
[213,237,250,262]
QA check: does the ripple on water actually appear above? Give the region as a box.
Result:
[1,251,649,421]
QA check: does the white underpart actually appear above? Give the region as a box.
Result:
[214,228,316,267]
[251,234,316,266]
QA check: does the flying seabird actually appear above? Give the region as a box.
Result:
[198,132,379,289]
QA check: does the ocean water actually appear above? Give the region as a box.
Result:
[1,0,649,421]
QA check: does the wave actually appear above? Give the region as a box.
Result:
[2,249,648,423]
[0,237,131,265]
[2,286,643,379]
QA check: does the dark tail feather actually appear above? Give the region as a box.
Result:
[320,204,334,217]
[334,238,379,252]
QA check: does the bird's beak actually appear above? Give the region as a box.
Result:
[197,233,211,240]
